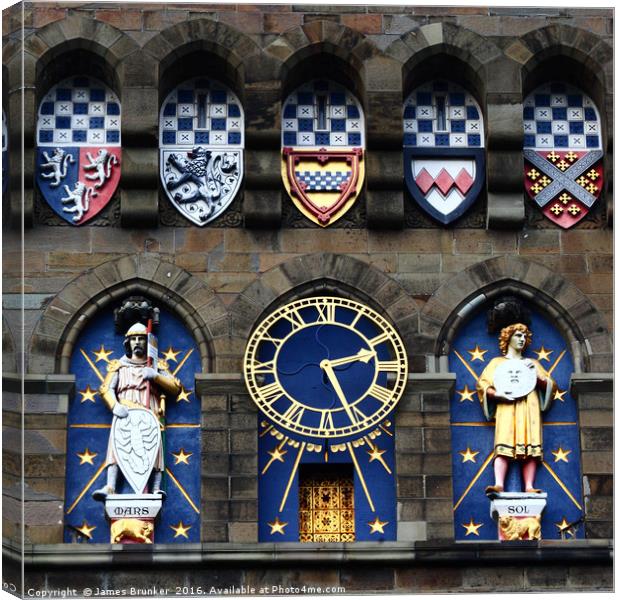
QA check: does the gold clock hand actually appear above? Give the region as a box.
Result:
[324,348,376,368]
[320,359,358,425]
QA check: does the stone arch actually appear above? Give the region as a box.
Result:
[24,14,139,93]
[29,254,229,375]
[421,255,611,373]
[143,18,264,98]
[386,22,502,86]
[519,25,612,97]
[229,253,421,362]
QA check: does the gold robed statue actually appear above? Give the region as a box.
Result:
[477,323,556,495]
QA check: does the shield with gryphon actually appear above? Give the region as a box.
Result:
[35,77,121,225]
[404,82,485,225]
[523,83,604,228]
[159,78,244,226]
[112,408,161,495]
[281,80,365,226]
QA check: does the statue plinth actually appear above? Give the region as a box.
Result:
[489,492,547,541]
[105,493,163,544]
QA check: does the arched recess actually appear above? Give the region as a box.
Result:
[143,18,265,105]
[421,255,612,373]
[28,254,229,375]
[386,22,502,93]
[230,253,422,363]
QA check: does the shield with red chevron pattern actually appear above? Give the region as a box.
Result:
[403,81,486,225]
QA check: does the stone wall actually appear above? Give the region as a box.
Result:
[2,2,613,594]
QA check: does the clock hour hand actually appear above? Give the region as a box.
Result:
[320,359,357,425]
[323,348,376,369]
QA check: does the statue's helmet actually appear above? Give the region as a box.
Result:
[124,322,147,356]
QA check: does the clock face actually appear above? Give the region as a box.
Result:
[244,297,408,441]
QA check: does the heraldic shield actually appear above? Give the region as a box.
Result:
[281,80,366,226]
[403,81,485,225]
[159,78,244,226]
[112,408,162,495]
[36,77,121,225]
[523,83,604,228]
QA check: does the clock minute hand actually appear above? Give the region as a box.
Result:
[324,348,376,368]
[320,359,358,425]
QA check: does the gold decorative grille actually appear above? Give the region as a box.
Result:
[299,468,355,542]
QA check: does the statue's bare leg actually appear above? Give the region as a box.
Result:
[485,455,507,494]
[523,458,541,493]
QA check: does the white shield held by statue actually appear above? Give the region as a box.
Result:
[112,408,161,494]
[493,358,537,399]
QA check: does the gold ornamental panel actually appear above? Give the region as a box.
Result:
[298,469,355,542]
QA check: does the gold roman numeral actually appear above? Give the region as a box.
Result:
[258,381,284,405]
[282,309,305,330]
[282,402,306,425]
[368,383,393,403]
[252,359,275,374]
[319,410,335,431]
[262,335,283,348]
[369,332,390,347]
[316,302,336,323]
[377,360,400,372]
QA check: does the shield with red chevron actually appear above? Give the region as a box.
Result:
[404,148,485,225]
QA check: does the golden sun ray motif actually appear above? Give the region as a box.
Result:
[368,516,389,534]
[170,521,191,539]
[75,521,96,539]
[79,385,98,403]
[172,448,193,465]
[77,448,98,465]
[457,385,476,403]
[462,518,483,536]
[176,387,192,403]
[533,346,553,362]
[163,347,181,362]
[467,345,488,362]
[554,389,567,402]
[459,447,479,463]
[552,447,571,463]
[92,345,113,363]
[268,516,288,535]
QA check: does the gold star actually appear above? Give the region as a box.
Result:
[462,518,483,536]
[172,448,193,465]
[554,389,567,402]
[457,385,476,403]
[75,521,96,539]
[92,345,113,363]
[77,448,98,465]
[176,387,192,403]
[163,347,181,362]
[268,445,287,464]
[79,386,98,403]
[555,517,571,533]
[368,516,389,534]
[459,447,479,463]
[366,443,392,474]
[170,521,191,539]
[268,516,288,535]
[552,447,571,463]
[468,345,488,362]
[534,346,553,362]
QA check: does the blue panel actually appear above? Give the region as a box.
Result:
[177,90,194,103]
[64,306,201,544]
[567,94,582,107]
[450,120,465,133]
[315,132,330,145]
[39,130,54,143]
[177,118,193,131]
[228,132,241,145]
[347,105,360,119]
[106,103,120,116]
[552,108,567,120]
[211,118,226,131]
[162,131,176,144]
[73,103,89,115]
[586,135,600,148]
[210,90,227,104]
[467,106,480,120]
[228,104,241,117]
[554,135,568,147]
[467,134,481,147]
[523,106,534,120]
[283,104,297,119]
[72,130,87,143]
[404,105,416,119]
[569,121,584,134]
[418,120,433,132]
[331,119,346,132]
[297,118,313,132]
[330,93,345,106]
[535,94,551,107]
[41,102,55,115]
[195,131,209,144]
[449,93,465,106]
[106,131,120,144]
[89,117,104,129]
[283,132,297,145]
[403,133,416,146]
[56,117,71,129]
[449,308,584,542]
[90,89,105,102]
[435,134,449,146]
[416,92,432,105]
[57,89,72,101]
[163,103,177,117]
[536,121,551,134]
[584,108,597,121]
[347,133,361,146]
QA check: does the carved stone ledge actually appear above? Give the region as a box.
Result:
[2,372,75,394]
[570,372,613,394]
